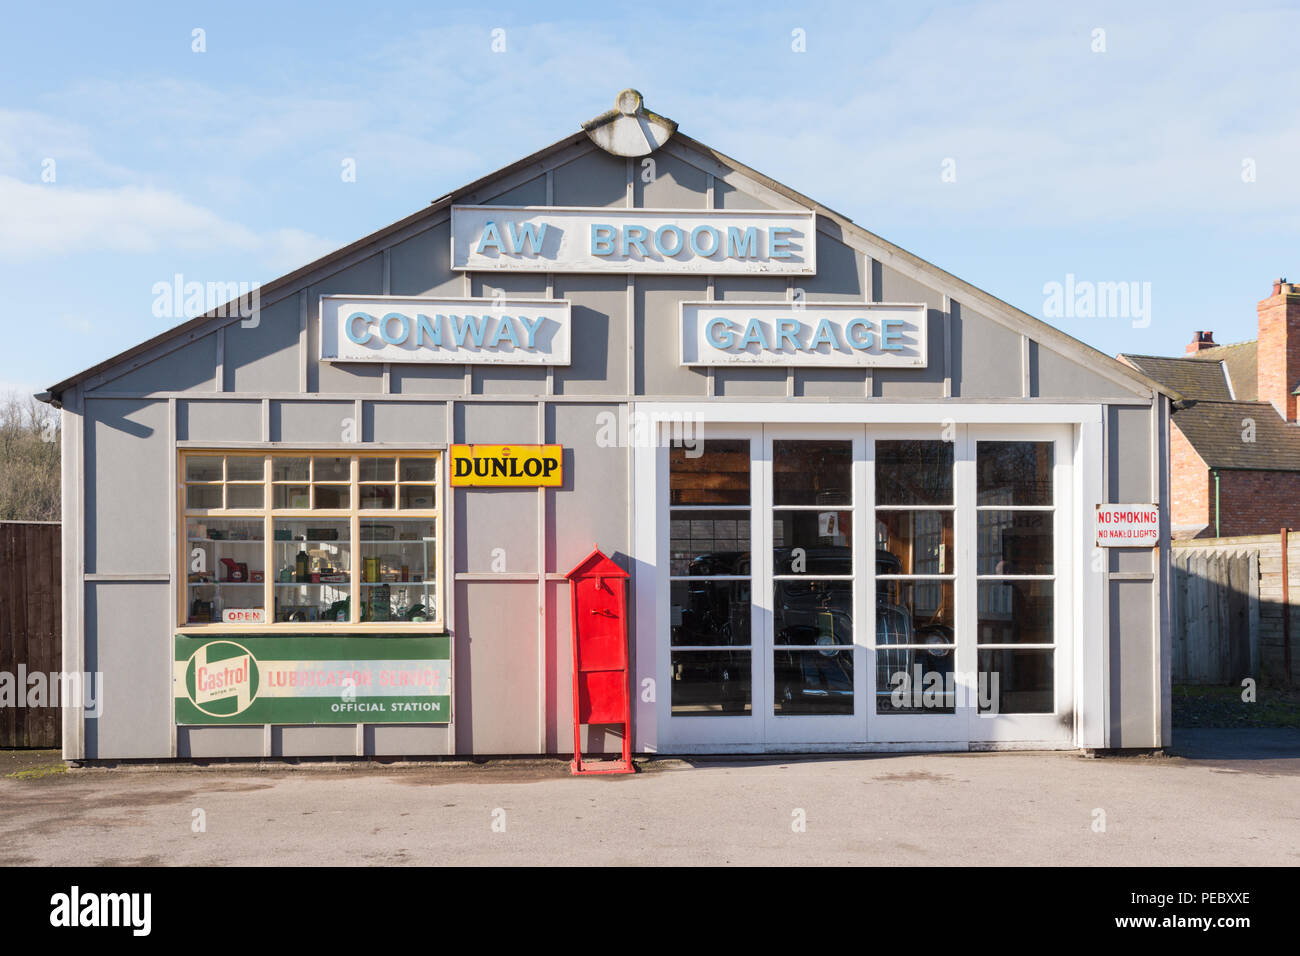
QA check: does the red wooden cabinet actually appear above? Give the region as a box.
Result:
[566,547,634,775]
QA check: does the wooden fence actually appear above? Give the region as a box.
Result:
[1172,533,1298,685]
[0,521,61,747]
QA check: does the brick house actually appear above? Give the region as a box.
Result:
[1119,279,1300,539]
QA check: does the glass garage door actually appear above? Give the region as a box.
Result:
[661,423,1074,750]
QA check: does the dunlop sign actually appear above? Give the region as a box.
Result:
[450,444,564,487]
[452,205,816,275]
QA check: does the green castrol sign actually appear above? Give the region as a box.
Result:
[174,635,451,725]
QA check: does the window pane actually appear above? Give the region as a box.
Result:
[773,580,852,646]
[360,457,396,482]
[226,457,264,481]
[185,518,264,624]
[272,519,352,623]
[670,510,750,576]
[313,484,350,509]
[359,485,396,510]
[775,649,853,715]
[273,485,311,509]
[399,458,437,482]
[876,510,953,575]
[314,456,350,482]
[671,651,751,715]
[360,519,437,623]
[399,485,437,510]
[875,648,956,714]
[669,439,748,506]
[671,580,750,646]
[773,440,851,506]
[772,510,851,567]
[978,648,1053,713]
[185,456,223,482]
[226,484,264,509]
[874,579,953,646]
[272,457,309,482]
[186,485,222,509]
[977,580,1054,644]
[876,440,953,505]
[977,441,1053,506]
[978,510,1053,575]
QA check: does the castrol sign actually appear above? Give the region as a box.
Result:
[1096,504,1160,547]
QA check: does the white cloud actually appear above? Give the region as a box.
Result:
[0,175,335,270]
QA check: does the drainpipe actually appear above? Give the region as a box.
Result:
[1212,468,1221,538]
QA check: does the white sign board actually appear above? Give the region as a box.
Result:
[222,608,265,625]
[320,295,571,365]
[680,301,928,367]
[1095,504,1160,547]
[451,205,816,275]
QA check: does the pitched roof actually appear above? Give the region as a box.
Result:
[1191,341,1257,400]
[1119,354,1233,401]
[1173,400,1300,470]
[40,112,1173,404]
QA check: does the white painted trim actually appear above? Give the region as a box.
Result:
[1077,411,1107,749]
[61,390,85,761]
[635,400,1113,424]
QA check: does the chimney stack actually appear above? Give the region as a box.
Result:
[1258,277,1300,422]
[1185,330,1217,354]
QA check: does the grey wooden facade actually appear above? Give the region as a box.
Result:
[43,97,1174,759]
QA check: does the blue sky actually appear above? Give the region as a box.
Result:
[3,0,1298,395]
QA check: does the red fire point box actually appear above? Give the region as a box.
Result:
[565,546,634,775]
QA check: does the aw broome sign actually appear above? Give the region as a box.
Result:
[319,295,571,365]
[681,300,928,368]
[451,206,816,275]
[450,444,563,487]
[1095,504,1160,547]
[173,635,450,725]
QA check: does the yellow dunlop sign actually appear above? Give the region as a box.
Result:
[450,444,564,487]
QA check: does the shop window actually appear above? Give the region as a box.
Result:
[875,440,956,714]
[180,451,442,630]
[975,441,1054,713]
[772,440,854,716]
[669,439,752,715]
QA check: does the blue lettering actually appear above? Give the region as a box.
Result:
[506,221,549,255]
[739,318,772,350]
[490,315,521,349]
[689,225,721,257]
[654,225,685,257]
[519,315,545,349]
[591,224,616,256]
[706,318,737,349]
[451,314,489,347]
[846,317,874,349]
[379,312,410,345]
[477,221,505,254]
[770,227,794,259]
[346,312,374,345]
[727,226,758,258]
[416,314,442,348]
[622,225,650,258]
[809,318,840,349]
[775,318,802,352]
[881,318,906,351]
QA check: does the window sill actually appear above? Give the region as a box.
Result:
[175,623,447,636]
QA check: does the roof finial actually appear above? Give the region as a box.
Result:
[582,89,677,157]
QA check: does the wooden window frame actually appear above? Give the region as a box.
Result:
[177,449,444,633]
